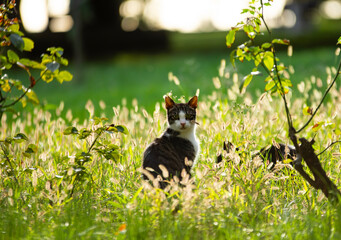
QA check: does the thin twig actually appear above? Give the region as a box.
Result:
[259,1,293,129]
[317,141,341,156]
[296,59,341,133]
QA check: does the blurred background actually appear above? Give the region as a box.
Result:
[19,0,341,57]
[10,0,341,118]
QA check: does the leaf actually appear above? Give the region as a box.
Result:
[272,39,290,45]
[22,37,34,51]
[9,33,24,51]
[312,122,324,132]
[56,70,73,83]
[337,36,341,45]
[115,125,129,135]
[63,126,79,135]
[18,58,44,69]
[239,74,253,93]
[226,29,236,48]
[78,129,92,139]
[76,152,92,164]
[263,52,274,71]
[46,61,60,72]
[261,43,272,49]
[303,106,313,116]
[26,89,39,104]
[41,70,54,83]
[1,80,11,92]
[25,144,38,154]
[7,50,19,63]
[13,133,28,143]
[265,79,275,92]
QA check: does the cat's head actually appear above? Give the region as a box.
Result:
[164,96,198,132]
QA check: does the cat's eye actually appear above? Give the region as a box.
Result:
[170,114,179,120]
[186,114,195,120]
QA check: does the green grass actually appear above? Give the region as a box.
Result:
[2,44,341,239]
[6,46,339,122]
[1,60,341,239]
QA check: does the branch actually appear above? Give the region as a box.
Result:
[317,140,341,157]
[2,70,45,109]
[296,59,341,133]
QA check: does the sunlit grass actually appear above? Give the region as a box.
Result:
[1,57,341,239]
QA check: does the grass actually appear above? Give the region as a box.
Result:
[6,46,339,122]
[1,52,341,239]
[2,41,341,239]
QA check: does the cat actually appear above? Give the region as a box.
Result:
[142,96,200,188]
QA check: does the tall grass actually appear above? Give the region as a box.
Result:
[1,53,341,239]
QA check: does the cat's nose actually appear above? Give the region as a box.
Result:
[180,122,186,127]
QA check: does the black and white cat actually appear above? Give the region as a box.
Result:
[142,96,200,188]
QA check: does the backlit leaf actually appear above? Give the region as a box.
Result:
[63,126,79,135]
[312,122,324,132]
[226,29,236,48]
[239,74,253,93]
[272,39,290,45]
[337,36,341,45]
[25,144,38,154]
[13,133,28,143]
[26,89,39,104]
[7,49,19,63]
[263,52,274,71]
[56,70,73,83]
[265,79,275,92]
[303,106,313,116]
[23,37,34,51]
[115,125,129,135]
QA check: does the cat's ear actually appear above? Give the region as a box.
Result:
[187,96,198,109]
[165,96,175,109]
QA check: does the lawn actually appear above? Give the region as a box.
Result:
[6,46,338,122]
[1,45,341,239]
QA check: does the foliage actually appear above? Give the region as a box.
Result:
[0,0,73,121]
[226,0,341,201]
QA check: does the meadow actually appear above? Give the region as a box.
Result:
[1,46,341,239]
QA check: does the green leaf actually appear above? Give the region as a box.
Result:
[63,126,79,135]
[261,43,272,49]
[116,125,129,134]
[263,52,274,71]
[25,144,38,154]
[78,129,92,139]
[312,122,324,132]
[41,70,54,83]
[47,47,64,57]
[226,29,236,48]
[23,37,34,51]
[337,36,341,45]
[230,49,236,67]
[239,74,253,93]
[56,70,73,83]
[302,107,313,116]
[9,33,24,51]
[265,79,275,92]
[76,152,92,164]
[26,89,39,104]
[18,58,44,69]
[272,39,290,45]
[7,50,19,63]
[13,133,28,143]
[46,61,60,72]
